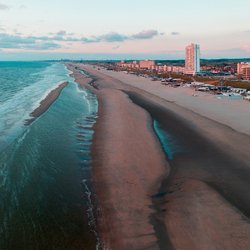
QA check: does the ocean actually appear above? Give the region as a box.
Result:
[0,62,98,249]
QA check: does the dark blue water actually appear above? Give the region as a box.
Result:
[0,62,98,249]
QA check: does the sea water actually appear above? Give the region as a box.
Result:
[0,62,98,249]
[153,120,184,160]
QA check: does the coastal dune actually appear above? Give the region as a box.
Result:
[67,63,250,250]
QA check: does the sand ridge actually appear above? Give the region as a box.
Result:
[25,81,68,125]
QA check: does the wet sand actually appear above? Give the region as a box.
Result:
[67,63,250,250]
[128,92,250,250]
[66,63,170,249]
[66,64,96,91]
[25,81,68,125]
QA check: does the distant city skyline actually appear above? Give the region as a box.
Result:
[0,0,250,60]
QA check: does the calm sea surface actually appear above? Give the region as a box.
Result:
[0,62,98,250]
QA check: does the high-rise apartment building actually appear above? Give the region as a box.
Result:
[185,43,200,75]
[237,62,250,80]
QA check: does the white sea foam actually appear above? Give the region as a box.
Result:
[0,63,71,150]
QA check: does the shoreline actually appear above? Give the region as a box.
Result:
[68,63,250,249]
[66,63,99,91]
[66,63,171,249]
[25,81,68,125]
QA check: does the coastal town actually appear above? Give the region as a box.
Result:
[94,43,250,101]
[1,0,250,249]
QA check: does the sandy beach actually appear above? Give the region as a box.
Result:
[25,81,68,125]
[67,63,170,249]
[93,66,250,136]
[67,63,250,250]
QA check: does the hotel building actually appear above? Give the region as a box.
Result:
[185,43,200,75]
[237,62,250,80]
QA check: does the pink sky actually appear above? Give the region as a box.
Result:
[0,0,250,59]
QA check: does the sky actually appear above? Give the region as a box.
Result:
[0,0,250,60]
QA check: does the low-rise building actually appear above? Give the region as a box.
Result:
[139,60,156,69]
[117,60,139,69]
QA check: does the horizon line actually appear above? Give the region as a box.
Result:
[1,57,250,62]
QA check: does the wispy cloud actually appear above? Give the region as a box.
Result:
[112,45,120,50]
[132,30,159,39]
[171,32,180,35]
[56,30,67,36]
[0,33,61,50]
[80,30,160,43]
[80,32,128,43]
[49,30,74,36]
[23,42,61,50]
[19,5,26,9]
[0,29,161,51]
[0,3,27,10]
[0,3,9,10]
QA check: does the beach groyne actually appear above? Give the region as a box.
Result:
[25,81,68,125]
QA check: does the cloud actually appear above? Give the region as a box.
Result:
[80,33,127,43]
[0,3,9,10]
[0,33,61,50]
[49,30,74,37]
[97,32,128,42]
[0,3,27,10]
[171,32,180,35]
[112,45,120,50]
[44,29,161,44]
[0,29,161,51]
[13,29,22,35]
[132,30,159,39]
[56,30,67,36]
[19,5,26,9]
[23,42,61,50]
[80,29,160,43]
